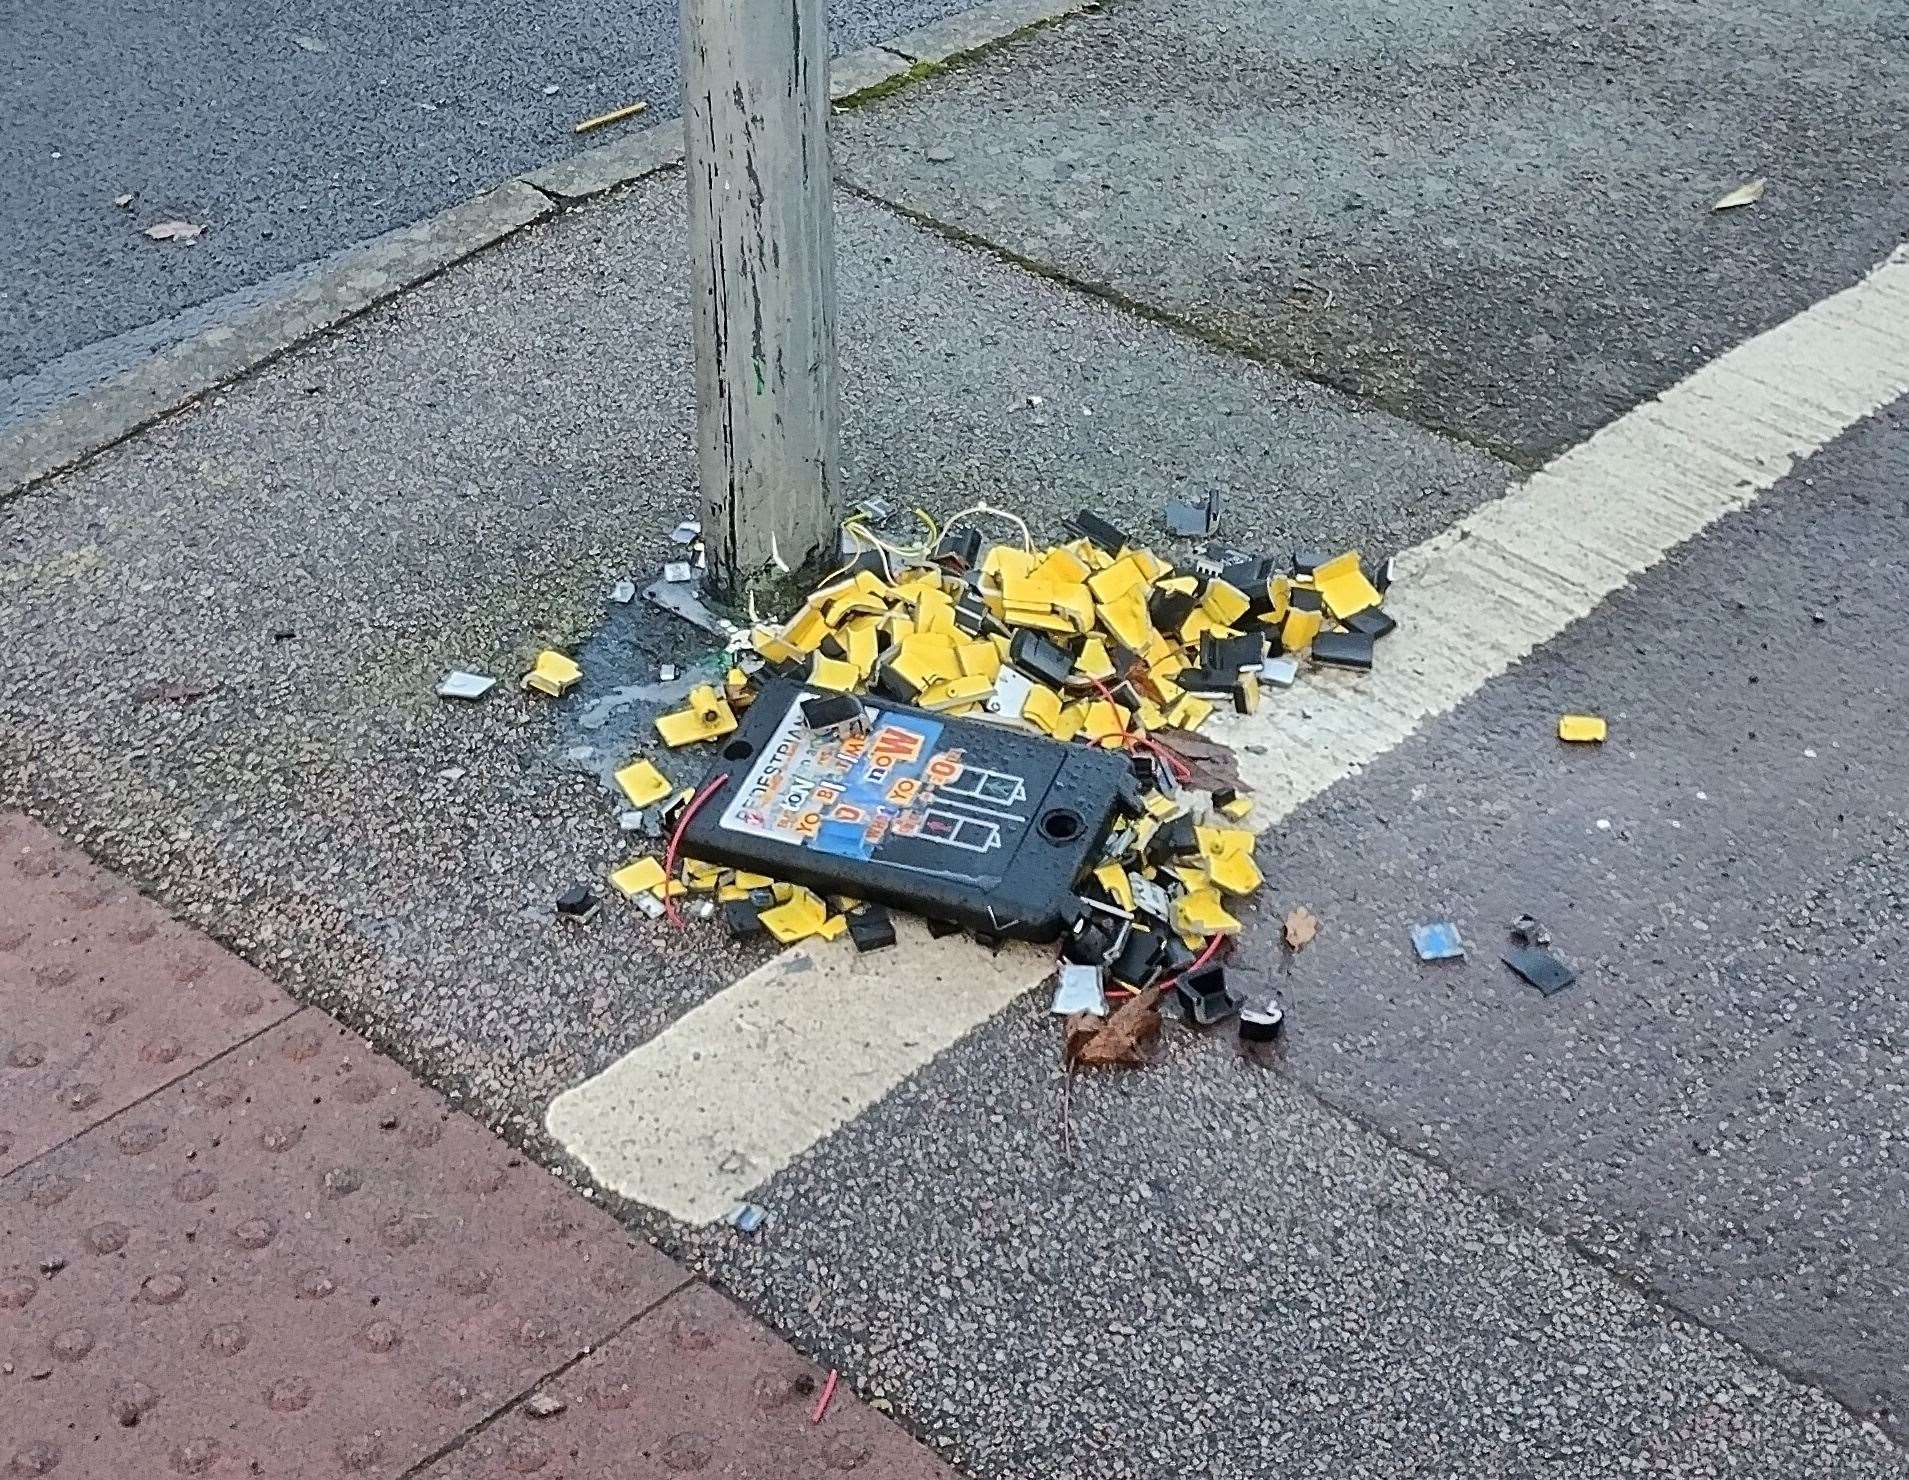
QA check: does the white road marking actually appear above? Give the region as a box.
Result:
[550,244,1909,1225]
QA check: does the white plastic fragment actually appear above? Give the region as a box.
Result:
[663,561,695,583]
[1259,655,1300,688]
[1051,962,1109,1017]
[436,670,497,701]
[611,579,638,604]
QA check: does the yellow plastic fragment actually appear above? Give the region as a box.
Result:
[760,887,830,944]
[816,914,849,942]
[1204,846,1263,897]
[841,621,881,678]
[1201,579,1250,627]
[681,860,724,892]
[1087,555,1147,606]
[614,758,672,808]
[783,604,831,653]
[1093,862,1135,912]
[1049,702,1086,742]
[1144,793,1181,821]
[1260,576,1291,626]
[1073,638,1115,683]
[1166,694,1214,732]
[918,674,996,711]
[1219,794,1254,821]
[1173,889,1241,938]
[609,857,666,898]
[1313,552,1383,619]
[1559,714,1608,743]
[655,685,738,747]
[1098,589,1155,654]
[522,650,582,698]
[752,626,802,665]
[956,640,1002,680]
[915,586,957,635]
[1281,605,1323,653]
[1031,546,1092,586]
[807,654,860,693]
[1078,698,1126,742]
[1021,684,1065,736]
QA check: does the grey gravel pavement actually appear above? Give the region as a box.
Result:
[1222,404,1909,1435]
[0,169,1503,1145]
[5,3,1908,1474]
[835,0,1909,462]
[0,0,972,418]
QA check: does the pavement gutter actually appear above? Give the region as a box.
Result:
[0,0,1100,505]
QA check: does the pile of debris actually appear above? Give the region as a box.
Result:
[545,503,1401,1063]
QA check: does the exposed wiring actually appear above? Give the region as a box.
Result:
[1104,933,1228,1002]
[940,500,1033,553]
[810,1370,840,1426]
[663,774,730,929]
[1087,676,1194,783]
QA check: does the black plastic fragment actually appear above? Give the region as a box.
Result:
[1289,585,1323,613]
[1344,607,1397,640]
[1502,945,1577,996]
[1065,509,1132,553]
[1203,631,1267,672]
[1147,584,1201,632]
[1312,630,1376,670]
[848,905,898,953]
[723,900,766,939]
[1008,629,1075,689]
[926,916,966,939]
[555,883,600,923]
[1239,1000,1285,1043]
[1292,549,1331,576]
[800,692,865,734]
[1176,961,1236,1026]
[933,527,983,572]
[1109,928,1162,987]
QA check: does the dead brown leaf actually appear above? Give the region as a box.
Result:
[143,220,204,244]
[1284,906,1320,951]
[1150,727,1243,795]
[1065,985,1165,1069]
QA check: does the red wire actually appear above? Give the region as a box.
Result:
[1086,676,1193,783]
[663,774,730,929]
[810,1369,839,1426]
[1104,933,1227,1002]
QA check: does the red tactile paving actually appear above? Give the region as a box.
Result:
[2,1012,684,1478]
[0,815,959,1480]
[418,1282,952,1480]
[0,815,298,1177]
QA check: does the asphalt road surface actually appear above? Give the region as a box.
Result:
[0,0,969,424]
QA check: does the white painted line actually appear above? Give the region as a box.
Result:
[547,916,1049,1223]
[550,243,1909,1224]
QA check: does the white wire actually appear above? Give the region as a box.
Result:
[939,500,1034,553]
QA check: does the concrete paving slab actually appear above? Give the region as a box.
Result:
[0,816,299,1177]
[834,0,1909,461]
[0,816,951,1480]
[1224,403,1909,1435]
[0,172,1504,1159]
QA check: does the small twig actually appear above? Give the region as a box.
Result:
[1058,1066,1078,1167]
[573,100,649,135]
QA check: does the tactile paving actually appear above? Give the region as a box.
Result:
[417,1281,952,1480]
[1,1011,684,1478]
[0,815,298,1176]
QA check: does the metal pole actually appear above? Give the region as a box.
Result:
[682,0,842,608]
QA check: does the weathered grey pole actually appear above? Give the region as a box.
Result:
[682,0,842,608]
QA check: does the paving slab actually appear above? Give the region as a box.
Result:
[0,816,299,1177]
[0,171,1505,1156]
[1222,403,1909,1435]
[835,0,1909,461]
[0,817,952,1480]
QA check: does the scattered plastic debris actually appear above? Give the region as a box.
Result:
[1559,713,1608,743]
[522,651,582,698]
[726,1202,769,1234]
[611,579,637,604]
[615,758,673,808]
[1051,962,1109,1017]
[436,670,496,701]
[1509,912,1551,947]
[143,220,204,244]
[671,519,703,545]
[550,508,1414,1069]
[1411,922,1465,961]
[555,883,600,923]
[1502,943,1577,995]
[1162,491,1221,539]
[525,1393,567,1419]
[1239,997,1285,1044]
